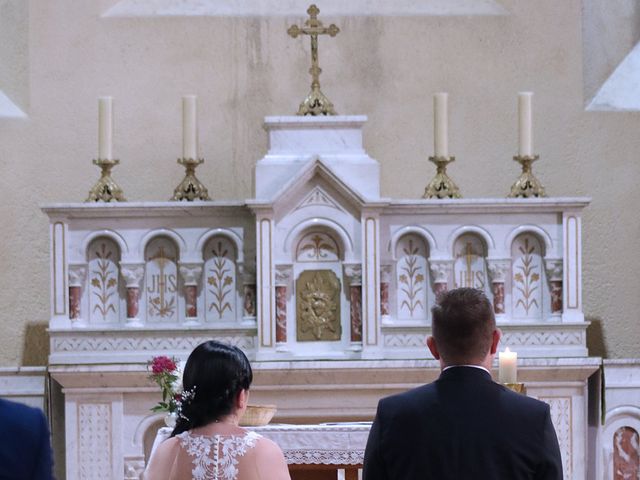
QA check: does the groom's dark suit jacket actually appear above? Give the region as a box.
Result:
[363,366,563,480]
[0,398,54,479]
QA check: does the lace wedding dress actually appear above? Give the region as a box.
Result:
[174,431,262,480]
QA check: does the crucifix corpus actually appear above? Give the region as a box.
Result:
[288,4,340,116]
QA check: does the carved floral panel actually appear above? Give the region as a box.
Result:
[511,234,543,320]
[145,237,179,322]
[88,239,120,324]
[296,231,340,262]
[204,237,236,322]
[453,234,488,291]
[396,235,428,320]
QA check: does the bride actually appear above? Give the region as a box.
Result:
[144,341,291,480]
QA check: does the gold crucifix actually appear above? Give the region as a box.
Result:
[288,4,340,116]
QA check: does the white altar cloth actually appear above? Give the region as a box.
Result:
[151,423,372,466]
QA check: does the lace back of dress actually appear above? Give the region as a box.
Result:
[177,431,260,480]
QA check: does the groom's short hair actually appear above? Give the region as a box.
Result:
[431,288,495,364]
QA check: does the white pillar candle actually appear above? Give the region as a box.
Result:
[182,95,198,159]
[98,97,113,160]
[498,347,518,384]
[518,92,533,157]
[434,92,449,157]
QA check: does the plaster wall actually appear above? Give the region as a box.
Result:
[0,0,638,365]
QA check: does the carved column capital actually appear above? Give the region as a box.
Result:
[275,265,293,286]
[487,259,511,283]
[68,264,87,287]
[429,259,453,284]
[178,263,203,287]
[343,264,362,285]
[120,263,145,288]
[380,264,393,284]
[241,265,256,285]
[544,258,563,282]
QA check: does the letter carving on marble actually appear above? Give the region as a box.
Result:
[275,266,292,344]
[296,270,341,341]
[179,263,203,321]
[545,259,563,314]
[487,259,510,315]
[68,264,87,323]
[344,264,363,344]
[429,260,453,299]
[120,264,145,327]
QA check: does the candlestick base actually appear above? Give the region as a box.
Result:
[422,156,462,199]
[172,158,211,201]
[503,382,527,395]
[86,159,126,202]
[297,84,337,116]
[508,155,546,198]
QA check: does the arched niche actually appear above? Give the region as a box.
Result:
[453,233,490,294]
[87,237,122,324]
[144,236,179,323]
[510,233,546,320]
[395,234,430,321]
[203,236,238,323]
[295,231,341,262]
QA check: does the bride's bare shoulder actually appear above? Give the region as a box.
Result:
[143,437,180,480]
[252,436,290,479]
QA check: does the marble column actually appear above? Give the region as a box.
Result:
[545,259,563,315]
[344,264,363,349]
[275,265,292,350]
[179,263,203,326]
[120,264,145,327]
[380,264,392,322]
[68,265,87,326]
[487,259,511,315]
[429,260,453,300]
[241,267,257,320]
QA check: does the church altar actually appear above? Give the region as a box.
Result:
[43,113,600,479]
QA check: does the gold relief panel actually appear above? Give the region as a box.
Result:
[296,270,341,342]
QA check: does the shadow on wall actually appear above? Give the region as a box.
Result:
[586,316,607,358]
[22,323,49,366]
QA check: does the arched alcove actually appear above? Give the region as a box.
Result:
[144,237,180,323]
[395,234,430,322]
[87,237,122,324]
[203,236,238,323]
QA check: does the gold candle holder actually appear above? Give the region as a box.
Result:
[503,382,527,395]
[86,158,126,202]
[172,158,210,201]
[508,155,546,198]
[422,156,462,199]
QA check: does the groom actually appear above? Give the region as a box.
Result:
[363,288,563,480]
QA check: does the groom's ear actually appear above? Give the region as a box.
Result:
[427,336,440,360]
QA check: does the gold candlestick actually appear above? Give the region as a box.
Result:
[422,156,462,199]
[288,4,340,116]
[503,382,527,395]
[508,154,546,198]
[86,158,126,202]
[172,158,210,201]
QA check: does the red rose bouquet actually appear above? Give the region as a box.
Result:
[148,355,180,414]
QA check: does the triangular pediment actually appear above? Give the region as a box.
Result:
[295,186,344,213]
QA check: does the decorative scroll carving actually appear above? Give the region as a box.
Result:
[204,238,236,322]
[78,403,112,479]
[296,232,340,262]
[124,457,146,480]
[296,270,341,341]
[88,240,120,324]
[487,259,510,315]
[52,334,256,352]
[179,263,202,319]
[539,397,572,479]
[429,259,452,298]
[120,263,144,325]
[384,333,427,348]
[295,187,341,211]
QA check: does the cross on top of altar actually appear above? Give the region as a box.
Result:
[288,4,340,116]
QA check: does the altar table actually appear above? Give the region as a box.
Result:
[151,423,372,480]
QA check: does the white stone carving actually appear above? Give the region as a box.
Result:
[68,264,87,288]
[88,238,121,325]
[296,186,342,212]
[428,259,453,284]
[124,457,145,480]
[145,237,179,323]
[384,333,427,348]
[380,264,393,284]
[511,234,544,320]
[275,265,293,286]
[120,263,144,288]
[544,258,563,282]
[397,235,429,320]
[453,233,488,290]
[78,403,112,479]
[343,264,362,285]
[501,331,583,346]
[296,231,340,262]
[178,263,203,286]
[486,259,511,283]
[539,396,572,479]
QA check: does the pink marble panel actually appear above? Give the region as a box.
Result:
[126,287,139,318]
[275,286,287,343]
[69,286,81,319]
[243,284,256,317]
[492,282,505,314]
[185,285,197,317]
[614,426,639,480]
[550,280,563,313]
[350,285,362,343]
[380,282,390,317]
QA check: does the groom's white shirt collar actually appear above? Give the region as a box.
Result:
[442,365,491,375]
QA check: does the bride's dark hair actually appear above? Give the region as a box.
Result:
[170,340,252,436]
